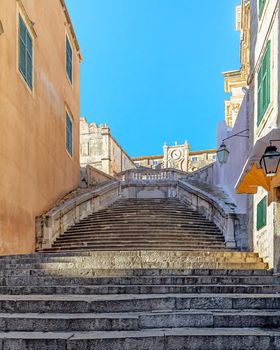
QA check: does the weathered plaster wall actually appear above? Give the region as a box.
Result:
[0,0,80,255]
[187,93,249,215]
[214,92,249,214]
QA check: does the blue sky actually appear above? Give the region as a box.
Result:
[65,0,240,157]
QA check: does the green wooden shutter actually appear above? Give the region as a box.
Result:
[257,41,270,126]
[26,31,33,89]
[265,41,270,110]
[19,16,27,77]
[256,196,267,230]
[66,113,73,156]
[259,0,266,18]
[18,15,33,89]
[66,36,73,83]
[257,66,262,125]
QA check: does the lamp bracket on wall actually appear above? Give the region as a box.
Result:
[222,129,249,143]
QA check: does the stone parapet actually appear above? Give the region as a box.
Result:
[36,181,120,250]
[177,181,245,250]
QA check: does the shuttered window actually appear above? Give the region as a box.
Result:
[18,15,33,89]
[257,41,270,126]
[66,35,73,84]
[259,0,266,18]
[256,196,267,230]
[66,113,73,156]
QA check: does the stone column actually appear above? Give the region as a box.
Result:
[225,215,237,248]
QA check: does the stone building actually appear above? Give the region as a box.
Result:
[223,1,250,128]
[191,0,280,271]
[80,117,136,176]
[236,0,280,270]
[0,0,81,255]
[133,141,216,172]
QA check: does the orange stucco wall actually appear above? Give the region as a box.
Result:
[0,0,81,255]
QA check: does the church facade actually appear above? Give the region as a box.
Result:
[132,141,216,172]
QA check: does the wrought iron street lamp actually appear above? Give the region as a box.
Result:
[217,129,249,165]
[260,141,280,177]
[217,142,230,164]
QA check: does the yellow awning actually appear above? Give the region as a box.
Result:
[235,128,280,194]
[236,164,272,194]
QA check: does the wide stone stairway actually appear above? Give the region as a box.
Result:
[44,198,230,252]
[0,198,280,349]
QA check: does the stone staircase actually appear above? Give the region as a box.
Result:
[0,197,279,349]
[43,198,230,252]
[0,251,278,349]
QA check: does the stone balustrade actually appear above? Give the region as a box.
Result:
[118,168,187,182]
[36,181,120,249]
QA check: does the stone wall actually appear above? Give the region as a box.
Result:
[36,181,120,250]
[80,165,114,187]
[80,118,135,176]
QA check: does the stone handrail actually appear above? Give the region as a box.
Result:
[36,180,120,249]
[177,180,238,248]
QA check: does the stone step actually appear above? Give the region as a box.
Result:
[0,250,262,260]
[1,310,280,332]
[82,216,213,222]
[0,294,280,313]
[0,284,279,295]
[54,238,225,246]
[50,242,227,249]
[69,224,221,232]
[58,233,225,241]
[87,213,205,219]
[0,328,278,350]
[0,275,274,286]
[83,214,213,221]
[0,266,270,276]
[30,252,262,262]
[64,229,222,237]
[64,225,222,231]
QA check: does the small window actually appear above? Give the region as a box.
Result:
[257,41,270,126]
[212,155,216,160]
[66,35,73,84]
[259,0,266,18]
[192,157,198,162]
[66,112,73,156]
[256,196,267,230]
[18,15,33,89]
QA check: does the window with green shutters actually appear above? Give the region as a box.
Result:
[66,35,73,84]
[66,113,73,156]
[259,0,266,18]
[257,41,270,126]
[18,15,33,90]
[256,196,267,230]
